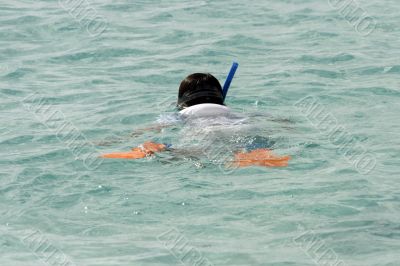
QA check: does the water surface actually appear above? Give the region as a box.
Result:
[1,0,399,265]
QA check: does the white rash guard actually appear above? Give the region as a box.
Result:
[179,103,231,118]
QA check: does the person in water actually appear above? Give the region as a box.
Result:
[101,73,290,168]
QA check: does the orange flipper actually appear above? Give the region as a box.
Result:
[101,148,147,159]
[100,142,166,160]
[233,149,290,168]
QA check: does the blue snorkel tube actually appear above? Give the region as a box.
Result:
[222,62,239,102]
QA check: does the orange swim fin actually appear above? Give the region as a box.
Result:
[233,149,290,168]
[100,142,166,160]
[100,148,147,159]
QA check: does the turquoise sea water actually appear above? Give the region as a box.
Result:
[1,0,400,265]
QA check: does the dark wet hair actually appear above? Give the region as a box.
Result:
[177,73,224,110]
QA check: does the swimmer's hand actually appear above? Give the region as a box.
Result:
[232,149,290,168]
[141,142,167,153]
[100,141,166,159]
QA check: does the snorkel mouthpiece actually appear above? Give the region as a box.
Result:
[222,62,239,102]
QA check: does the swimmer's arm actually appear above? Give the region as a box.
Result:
[129,124,171,137]
[96,123,172,146]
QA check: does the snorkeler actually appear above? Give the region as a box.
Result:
[101,63,290,168]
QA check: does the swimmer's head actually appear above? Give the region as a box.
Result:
[177,73,224,110]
